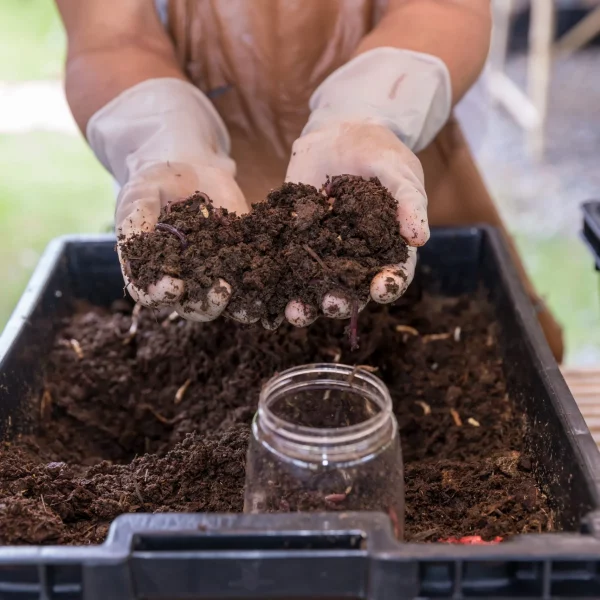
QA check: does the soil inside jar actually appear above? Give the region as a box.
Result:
[0,292,555,545]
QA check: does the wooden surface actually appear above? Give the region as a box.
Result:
[563,367,600,446]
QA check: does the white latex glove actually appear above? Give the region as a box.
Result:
[88,78,250,322]
[285,48,451,326]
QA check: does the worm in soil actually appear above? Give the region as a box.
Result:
[155,223,188,249]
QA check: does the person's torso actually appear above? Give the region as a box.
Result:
[162,0,387,203]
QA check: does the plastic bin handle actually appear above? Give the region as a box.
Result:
[126,532,368,599]
[582,201,600,269]
[84,514,411,599]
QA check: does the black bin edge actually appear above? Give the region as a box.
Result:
[2,230,600,599]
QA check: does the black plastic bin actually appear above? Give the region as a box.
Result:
[2,228,600,600]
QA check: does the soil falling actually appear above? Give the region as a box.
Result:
[0,293,554,545]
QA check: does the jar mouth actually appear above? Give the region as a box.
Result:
[258,363,393,449]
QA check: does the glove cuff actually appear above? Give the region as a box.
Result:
[87,78,234,186]
[302,48,452,153]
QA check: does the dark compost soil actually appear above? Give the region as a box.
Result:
[120,176,408,322]
[0,293,554,545]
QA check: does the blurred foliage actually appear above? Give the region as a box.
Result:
[0,1,112,326]
[515,234,600,365]
[0,133,112,325]
[0,0,65,80]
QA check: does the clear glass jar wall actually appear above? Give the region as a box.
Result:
[244,364,404,538]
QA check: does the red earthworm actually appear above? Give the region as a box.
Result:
[155,223,188,249]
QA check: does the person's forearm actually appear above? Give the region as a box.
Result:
[354,0,491,104]
[56,0,187,134]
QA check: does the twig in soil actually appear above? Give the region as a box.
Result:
[422,332,452,343]
[303,244,329,271]
[69,338,84,359]
[161,311,180,327]
[40,495,47,514]
[134,480,145,505]
[40,389,52,420]
[454,327,461,342]
[321,347,342,363]
[174,378,192,405]
[483,504,504,517]
[348,299,359,351]
[467,417,480,427]
[80,524,97,539]
[346,363,377,386]
[139,403,171,425]
[414,401,431,416]
[411,528,439,542]
[450,408,463,427]
[354,365,378,373]
[123,303,142,345]
[395,324,419,336]
[155,223,188,249]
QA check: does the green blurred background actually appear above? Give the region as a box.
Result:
[0,0,113,327]
[0,0,598,365]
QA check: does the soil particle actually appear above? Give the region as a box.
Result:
[0,293,554,545]
[120,176,408,321]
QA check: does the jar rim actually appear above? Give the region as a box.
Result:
[258,363,393,448]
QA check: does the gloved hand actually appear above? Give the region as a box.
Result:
[88,78,250,322]
[285,48,452,326]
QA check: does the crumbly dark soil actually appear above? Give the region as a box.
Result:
[120,176,408,321]
[0,294,554,545]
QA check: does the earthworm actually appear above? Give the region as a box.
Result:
[155,223,188,249]
[195,191,211,204]
[303,244,329,271]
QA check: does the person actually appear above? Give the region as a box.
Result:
[55,0,564,359]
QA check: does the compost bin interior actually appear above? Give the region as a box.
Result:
[0,230,596,547]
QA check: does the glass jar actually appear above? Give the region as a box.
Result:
[244,363,404,539]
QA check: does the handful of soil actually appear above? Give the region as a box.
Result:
[121,175,408,321]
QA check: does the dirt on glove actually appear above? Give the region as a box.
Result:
[120,175,408,323]
[0,292,554,545]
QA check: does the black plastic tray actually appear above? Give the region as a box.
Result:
[2,228,600,600]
